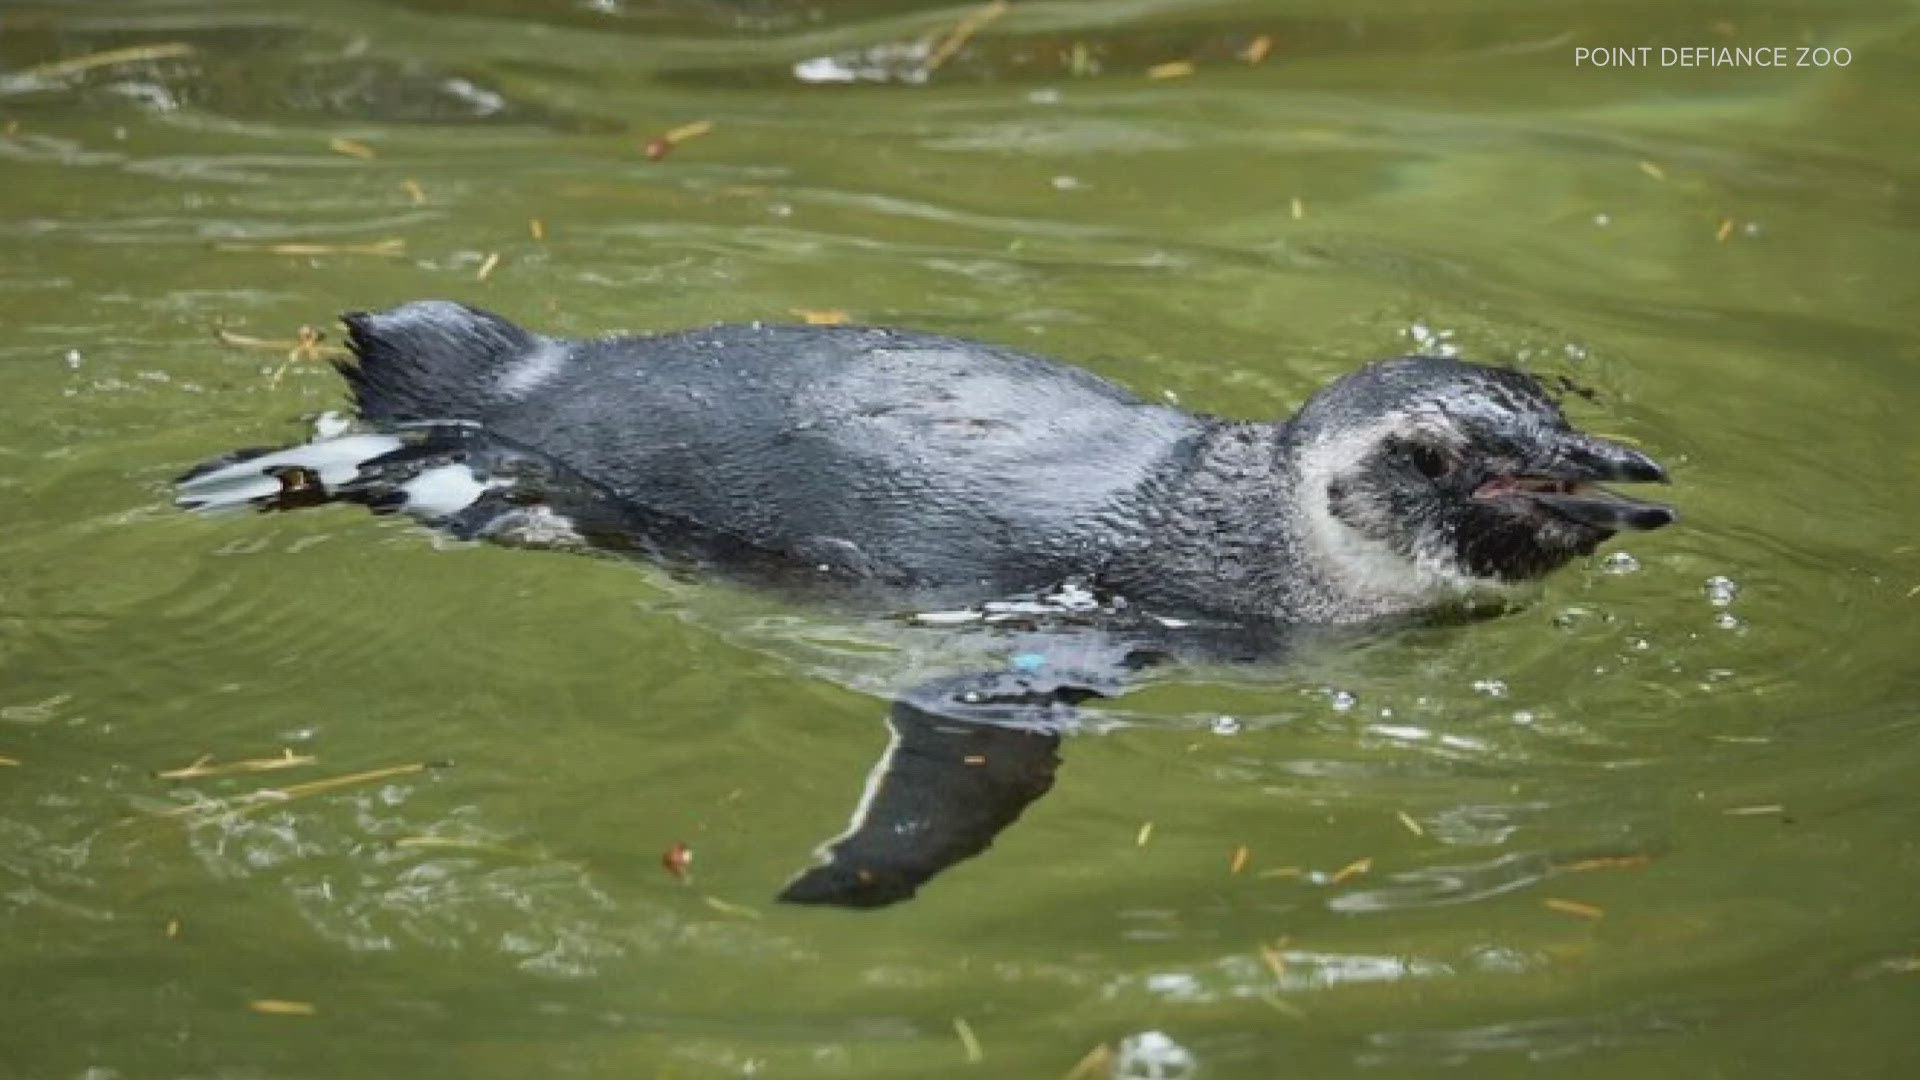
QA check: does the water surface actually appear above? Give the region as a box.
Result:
[3,0,1918,1076]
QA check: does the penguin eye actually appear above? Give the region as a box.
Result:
[1409,443,1451,480]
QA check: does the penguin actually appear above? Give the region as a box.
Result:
[176,300,1676,907]
[179,300,1672,621]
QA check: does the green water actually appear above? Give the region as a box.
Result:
[3,0,1919,1076]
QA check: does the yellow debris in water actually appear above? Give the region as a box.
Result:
[1544,897,1606,920]
[1229,845,1250,874]
[16,43,195,83]
[1242,35,1274,64]
[926,0,1009,73]
[476,252,502,281]
[1148,61,1195,80]
[792,309,850,325]
[1328,856,1373,885]
[953,1016,983,1063]
[249,1000,316,1016]
[328,137,376,160]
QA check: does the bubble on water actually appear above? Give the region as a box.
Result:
[1051,174,1084,191]
[1209,715,1242,736]
[1600,551,1640,574]
[1593,212,1612,227]
[64,349,82,369]
[1328,689,1357,711]
[1114,1030,1198,1080]
[1714,612,1743,631]
[1704,575,1739,606]
[1512,709,1536,725]
[1471,679,1508,698]
[1407,322,1459,357]
[1630,638,1650,651]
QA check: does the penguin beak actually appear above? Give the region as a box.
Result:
[1474,432,1676,532]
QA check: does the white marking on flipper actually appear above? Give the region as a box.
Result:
[397,464,492,519]
[177,434,403,511]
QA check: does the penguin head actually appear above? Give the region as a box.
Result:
[1287,357,1674,594]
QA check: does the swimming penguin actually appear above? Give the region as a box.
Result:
[180,301,1672,618]
[177,300,1676,906]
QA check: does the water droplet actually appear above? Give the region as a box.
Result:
[1704,575,1739,606]
[1115,1030,1198,1080]
[1209,715,1242,736]
[1601,551,1640,574]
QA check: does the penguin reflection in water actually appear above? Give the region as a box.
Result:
[178,302,1675,907]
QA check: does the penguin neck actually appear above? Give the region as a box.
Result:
[1124,420,1510,624]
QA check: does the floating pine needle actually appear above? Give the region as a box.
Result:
[156,748,315,780]
[1148,60,1195,80]
[662,841,693,881]
[249,999,316,1017]
[267,325,331,388]
[953,1017,983,1063]
[1242,35,1274,64]
[401,179,426,205]
[962,754,987,765]
[392,835,519,856]
[0,754,18,767]
[215,238,406,257]
[1061,1044,1115,1080]
[1562,854,1652,874]
[792,309,850,325]
[16,42,195,83]
[1723,804,1786,816]
[644,119,714,161]
[328,137,376,160]
[1230,845,1251,874]
[1396,810,1425,836]
[1637,159,1667,181]
[925,0,1009,74]
[1715,218,1736,243]
[153,761,445,822]
[1135,821,1153,847]
[1544,897,1606,921]
[529,218,546,240]
[475,252,501,281]
[701,895,762,919]
[1258,939,1288,980]
[1328,856,1373,885]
